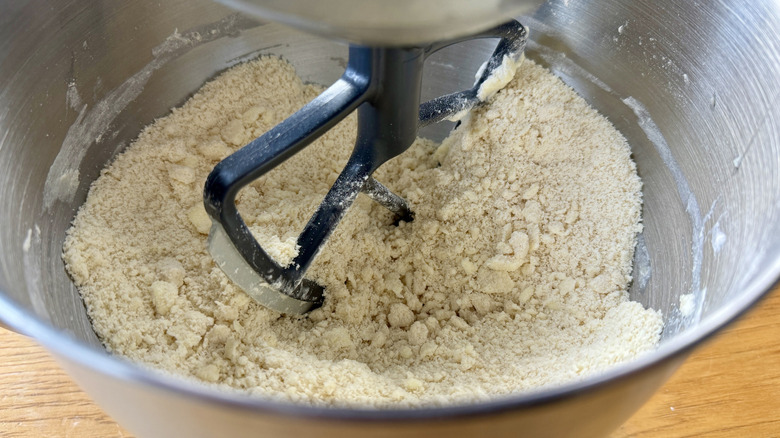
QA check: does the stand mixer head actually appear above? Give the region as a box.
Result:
[216,0,544,45]
[204,2,541,313]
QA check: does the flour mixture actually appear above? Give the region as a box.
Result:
[63,56,663,407]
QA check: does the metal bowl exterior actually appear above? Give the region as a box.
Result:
[1,0,779,437]
[53,349,689,438]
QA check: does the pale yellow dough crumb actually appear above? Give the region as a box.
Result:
[63,56,663,408]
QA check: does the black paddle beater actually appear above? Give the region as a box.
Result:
[203,20,528,314]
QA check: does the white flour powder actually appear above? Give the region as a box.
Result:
[63,56,662,407]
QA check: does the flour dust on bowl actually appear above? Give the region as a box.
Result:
[0,1,779,438]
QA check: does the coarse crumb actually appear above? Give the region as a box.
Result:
[63,56,663,408]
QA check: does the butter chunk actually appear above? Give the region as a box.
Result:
[168,164,195,185]
[475,267,514,294]
[157,257,185,287]
[407,321,429,345]
[221,119,246,146]
[150,280,178,316]
[388,303,415,328]
[188,204,211,235]
[196,364,221,383]
[197,139,232,160]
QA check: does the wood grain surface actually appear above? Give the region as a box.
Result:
[1,285,778,438]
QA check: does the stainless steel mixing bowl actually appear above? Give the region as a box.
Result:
[1,1,779,437]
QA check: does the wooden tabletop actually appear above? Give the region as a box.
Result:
[1,285,778,438]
